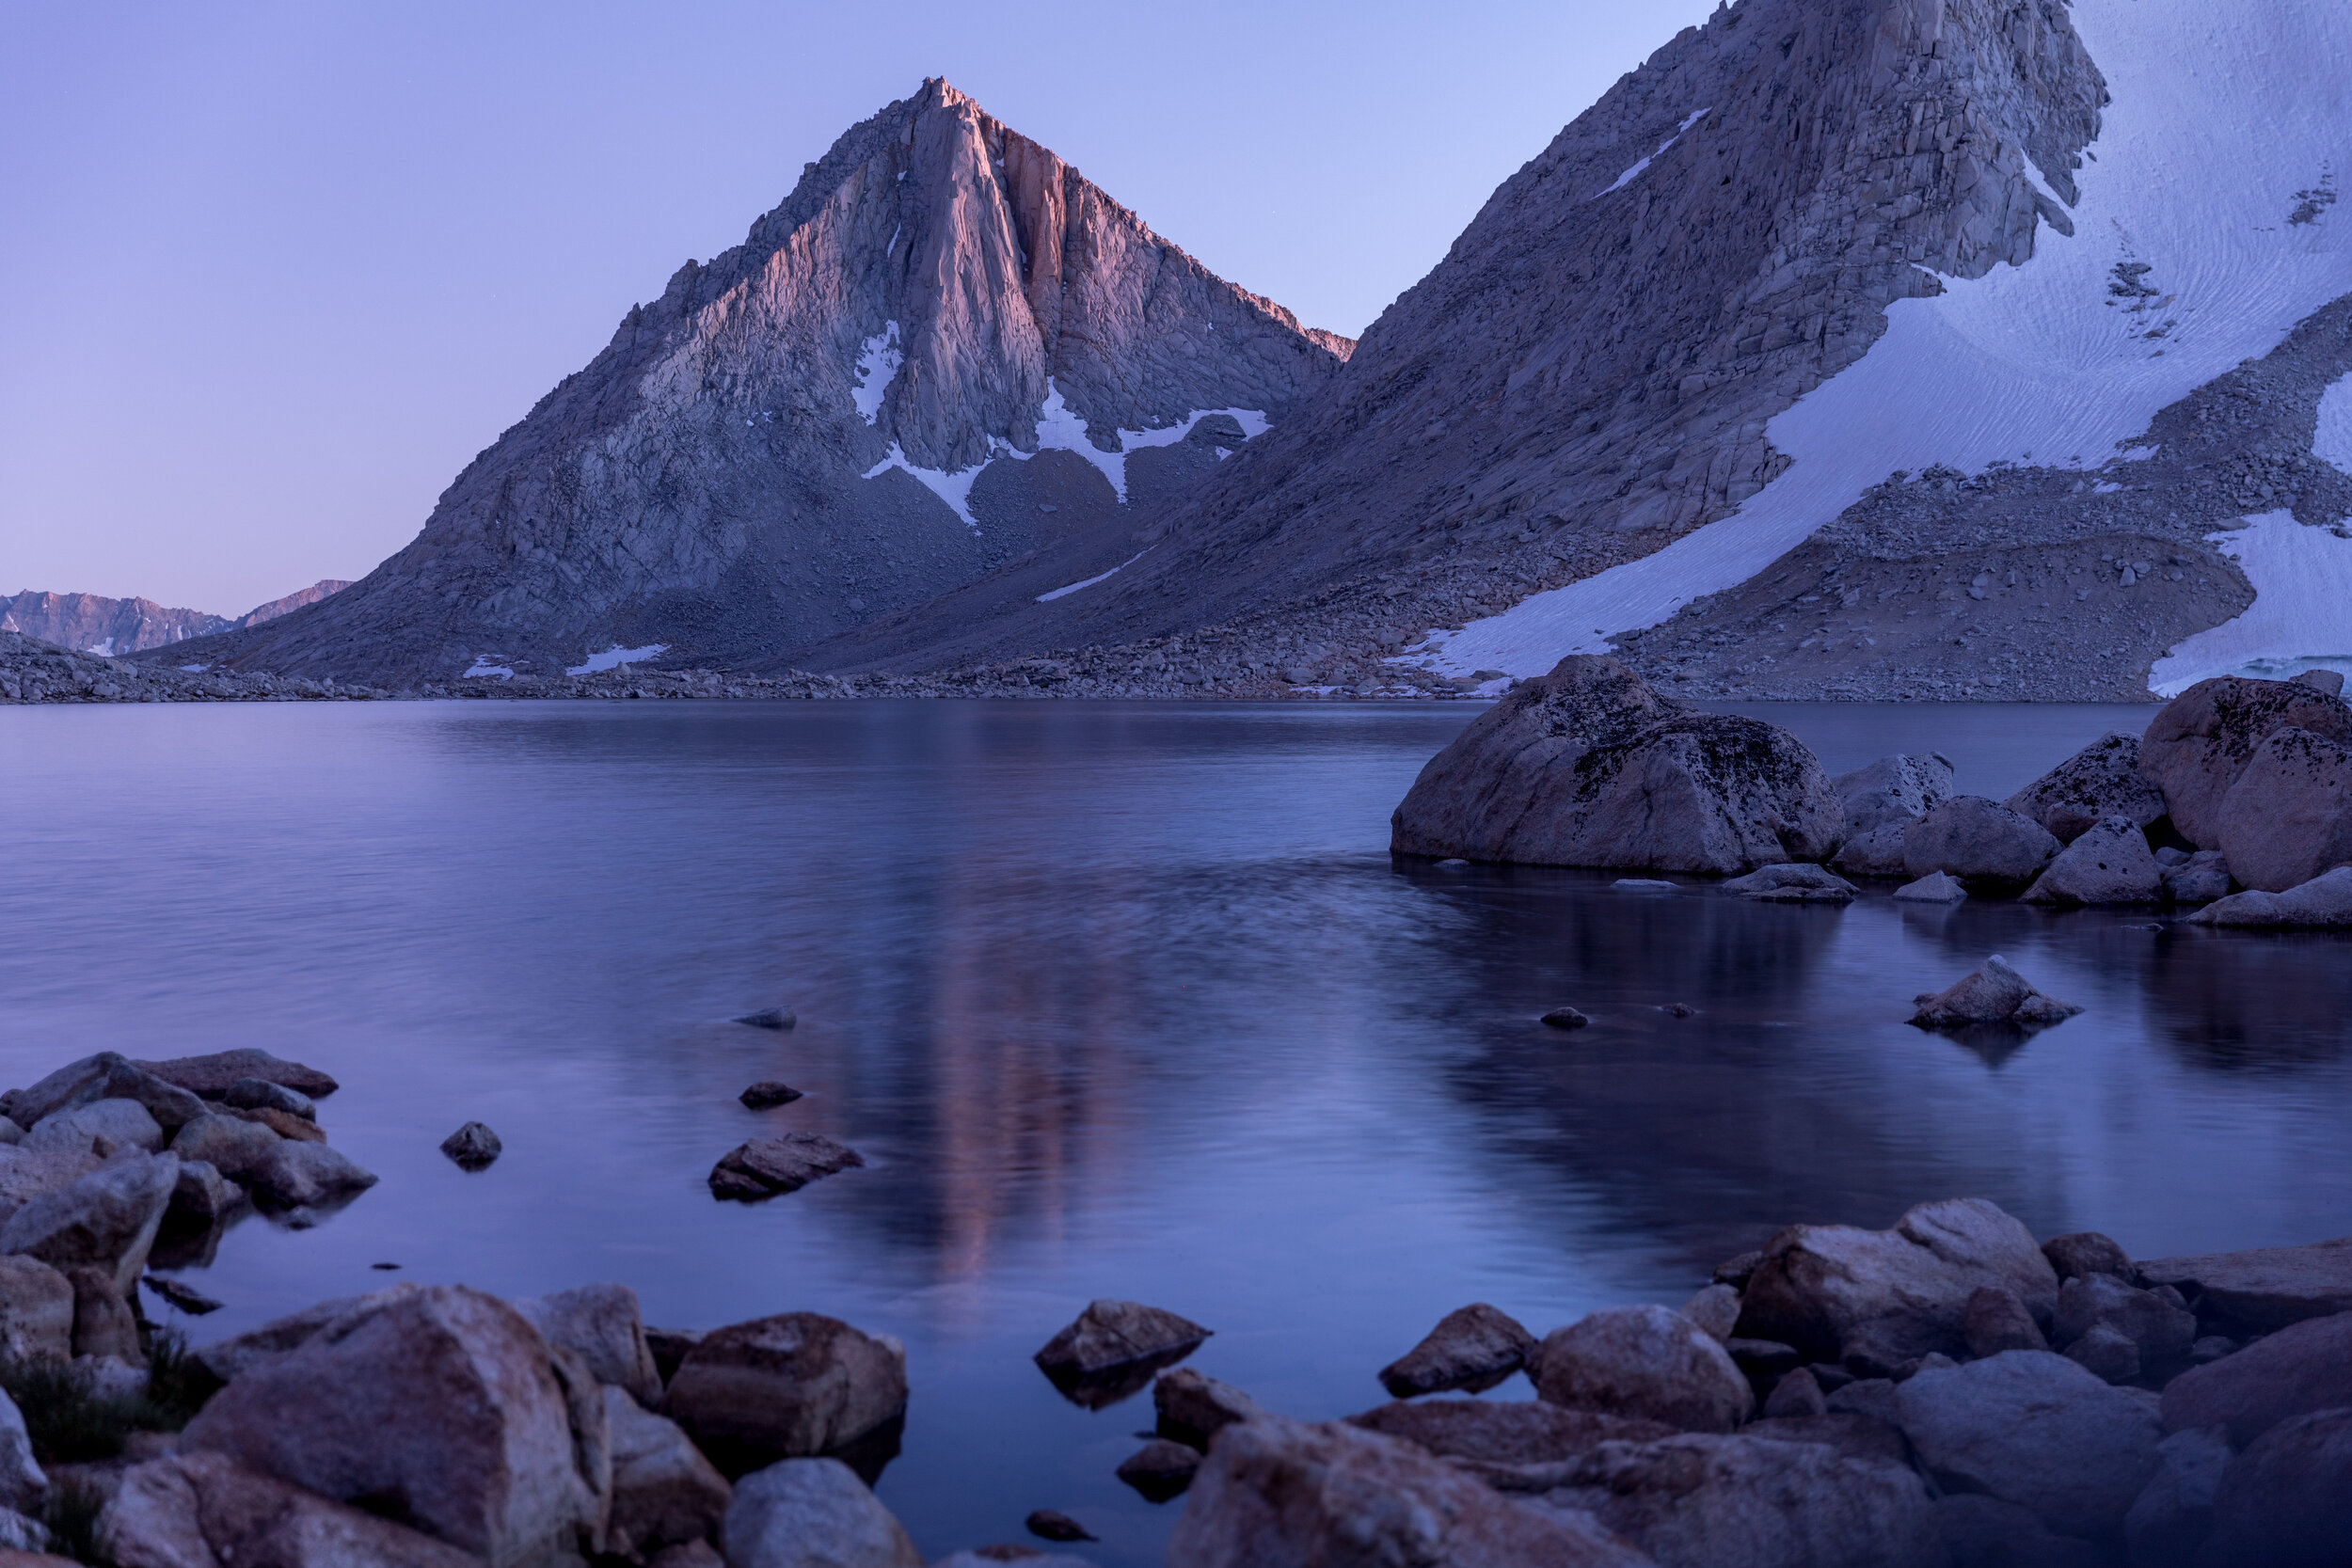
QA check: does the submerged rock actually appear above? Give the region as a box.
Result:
[1390,657,1842,874]
[739,1082,804,1109]
[2137,674,2352,847]
[2186,864,2352,928]
[2005,733,2167,844]
[1908,956,2080,1029]
[438,1122,501,1171]
[1901,797,2059,895]
[2019,816,2162,905]
[708,1134,863,1200]
[735,1008,798,1031]
[1892,870,1967,903]
[1024,1510,1093,1543]
[1531,1304,1754,1433]
[1720,863,1857,902]
[2213,724,2352,890]
[1538,1006,1591,1030]
[1377,1302,1536,1397]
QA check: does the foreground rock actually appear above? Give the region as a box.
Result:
[0,1258,73,1364]
[1531,1304,1753,1432]
[1719,863,1856,902]
[1735,1197,2059,1369]
[1894,1350,2160,1535]
[100,1450,481,1568]
[1152,1368,1261,1449]
[2137,1233,2352,1332]
[178,1284,607,1564]
[1377,1303,1536,1397]
[605,1386,731,1561]
[1391,657,1842,873]
[2213,724,2352,891]
[707,1134,864,1200]
[135,1049,340,1101]
[2020,816,2162,906]
[666,1313,908,1473]
[1034,1300,1210,1402]
[0,1150,180,1294]
[2158,1309,2352,1446]
[2186,863,2352,929]
[247,1142,377,1212]
[721,1459,918,1568]
[1116,1438,1202,1501]
[0,1054,206,1133]
[1908,956,2080,1030]
[1346,1399,1674,1479]
[515,1282,665,1407]
[2005,733,2168,845]
[1164,1415,1648,1568]
[2137,674,2352,847]
[1901,797,2059,895]
[2201,1407,2352,1566]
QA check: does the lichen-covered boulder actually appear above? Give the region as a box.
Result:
[2185,865,2352,930]
[2138,675,2352,847]
[1901,797,2058,894]
[2213,725,2352,891]
[1391,657,1841,873]
[1833,753,1955,834]
[2005,733,2167,844]
[2020,816,2162,906]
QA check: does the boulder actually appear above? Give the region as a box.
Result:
[1894,1351,2161,1535]
[1344,1399,1674,1478]
[0,1391,43,1516]
[2213,725,2352,891]
[2161,849,2233,905]
[245,1142,376,1211]
[221,1079,315,1121]
[177,1283,608,1566]
[738,1083,803,1110]
[193,1285,423,1384]
[1538,1006,1591,1029]
[1931,1494,2106,1568]
[1739,1412,1910,1470]
[514,1283,664,1407]
[0,1257,72,1364]
[1963,1286,2047,1357]
[1116,1438,1201,1502]
[2185,864,2352,928]
[0,1122,19,1148]
[2061,1323,2139,1384]
[1390,656,1843,874]
[2294,669,2346,694]
[1892,870,1968,903]
[707,1135,862,1200]
[1024,1511,1092,1543]
[166,1160,233,1229]
[2201,1407,2352,1568]
[604,1386,730,1561]
[734,1008,797,1032]
[2021,816,2163,906]
[2042,1232,2135,1284]
[1678,1284,1740,1342]
[0,1054,207,1133]
[2137,675,2352,847]
[0,1150,179,1296]
[65,1265,140,1362]
[1908,956,2080,1029]
[135,1050,339,1100]
[2053,1274,2194,1366]
[1532,1304,1754,1433]
[24,1101,165,1157]
[2005,733,2168,845]
[1834,823,1913,878]
[1760,1367,1828,1418]
[721,1459,917,1568]
[1529,1432,1944,1568]
[2159,1309,2352,1447]
[650,1544,724,1568]
[223,1106,323,1144]
[2137,1233,2352,1333]
[1834,753,1956,834]
[1376,1303,1536,1397]
[2122,1426,2231,1568]
[1164,1414,1649,1568]
[167,1115,281,1185]
[665,1313,908,1473]
[1152,1368,1260,1449]
[1735,1197,2060,1367]
[1902,797,2059,894]
[1034,1300,1209,1388]
[440,1122,501,1170]
[142,1275,223,1317]
[1719,863,1856,902]
[98,1450,483,1568]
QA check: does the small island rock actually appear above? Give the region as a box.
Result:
[708,1134,863,1200]
[1377,1302,1536,1398]
[439,1122,501,1171]
[1908,956,2080,1029]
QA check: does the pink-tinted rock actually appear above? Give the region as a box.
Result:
[1533,1304,1754,1433]
[1376,1303,1536,1397]
[2138,675,2352,847]
[2137,1233,2352,1333]
[666,1313,908,1472]
[99,1450,481,1568]
[2213,725,2352,891]
[2159,1309,2352,1448]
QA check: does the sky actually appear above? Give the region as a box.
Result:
[0,0,1715,615]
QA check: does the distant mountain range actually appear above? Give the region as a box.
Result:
[3,581,348,657]
[154,0,2352,699]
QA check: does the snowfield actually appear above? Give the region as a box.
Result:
[2319,370,2352,476]
[1422,0,2352,689]
[2152,513,2352,693]
[565,643,668,675]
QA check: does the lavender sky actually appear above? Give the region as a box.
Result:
[1,0,1713,614]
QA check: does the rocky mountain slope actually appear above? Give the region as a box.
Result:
[163,80,1348,688]
[1,581,349,656]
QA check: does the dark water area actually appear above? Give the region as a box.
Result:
[2,698,2349,1562]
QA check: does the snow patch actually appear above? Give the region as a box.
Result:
[2151,513,2352,694]
[2317,371,2352,475]
[83,638,115,657]
[1037,548,1151,603]
[1598,107,1710,197]
[852,323,902,424]
[864,443,987,530]
[565,643,668,676]
[1422,0,2352,680]
[463,657,515,680]
[178,663,208,673]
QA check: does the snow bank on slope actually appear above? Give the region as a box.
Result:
[1422,0,2352,684]
[864,443,989,530]
[2149,513,2352,693]
[1599,107,1711,197]
[1037,547,1152,603]
[463,657,515,680]
[566,643,668,675]
[852,323,902,423]
[2318,370,2352,475]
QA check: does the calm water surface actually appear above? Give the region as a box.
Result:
[3,699,2349,1561]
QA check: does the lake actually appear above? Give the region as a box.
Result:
[3,698,2348,1563]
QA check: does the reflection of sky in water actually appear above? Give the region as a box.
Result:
[1,699,2347,1561]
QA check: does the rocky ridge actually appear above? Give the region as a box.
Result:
[0,583,348,659]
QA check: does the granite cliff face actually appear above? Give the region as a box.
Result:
[172,80,1348,686]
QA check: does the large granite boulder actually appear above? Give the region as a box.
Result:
[178,1283,608,1566]
[1164,1414,1650,1568]
[135,1049,340,1100]
[0,1258,73,1365]
[24,1101,165,1157]
[99,1451,482,1568]
[246,1142,376,1211]
[1344,1399,1674,1479]
[2052,1273,2194,1369]
[2139,675,2352,847]
[1377,1303,1536,1397]
[2005,734,2168,845]
[2201,1407,2352,1567]
[2186,864,2352,928]
[1834,753,1956,835]
[2159,1309,2352,1447]
[1152,1368,1262,1449]
[0,1054,206,1133]
[514,1283,664,1407]
[1531,1304,1754,1433]
[2137,1234,2352,1333]
[2020,816,2162,906]
[604,1386,730,1561]
[1734,1197,2059,1368]
[1901,797,2059,895]
[665,1313,908,1474]
[1894,1351,2161,1536]
[168,1115,281,1185]
[2213,725,2352,891]
[722,1459,920,1568]
[1391,657,1842,873]
[0,1150,179,1296]
[1529,1432,1944,1568]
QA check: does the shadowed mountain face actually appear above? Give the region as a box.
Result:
[169,79,1349,687]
